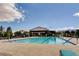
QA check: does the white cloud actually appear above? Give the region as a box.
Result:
[0,3,23,22]
[55,27,76,31]
[73,12,79,17]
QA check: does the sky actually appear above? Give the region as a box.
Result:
[0,3,79,31]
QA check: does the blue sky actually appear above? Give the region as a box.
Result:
[1,3,79,31]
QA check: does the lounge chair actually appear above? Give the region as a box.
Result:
[60,49,78,56]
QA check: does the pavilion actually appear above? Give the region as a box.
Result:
[29,26,49,36]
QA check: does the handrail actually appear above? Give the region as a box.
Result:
[60,37,76,45]
[41,37,76,45]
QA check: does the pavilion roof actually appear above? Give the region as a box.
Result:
[30,26,49,31]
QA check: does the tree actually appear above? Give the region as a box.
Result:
[14,30,29,37]
[6,27,13,39]
[70,30,75,37]
[75,30,79,44]
[0,26,3,37]
[14,31,22,37]
[0,26,4,37]
[56,31,61,37]
[23,31,29,37]
[64,30,71,37]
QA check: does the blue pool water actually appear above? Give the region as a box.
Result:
[60,49,77,56]
[15,37,70,45]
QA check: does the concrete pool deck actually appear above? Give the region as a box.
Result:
[0,43,78,56]
[0,37,79,56]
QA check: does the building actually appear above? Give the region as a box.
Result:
[29,26,49,36]
[14,30,29,38]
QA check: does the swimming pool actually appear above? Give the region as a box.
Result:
[15,37,70,45]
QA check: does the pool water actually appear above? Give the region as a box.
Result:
[15,37,70,45]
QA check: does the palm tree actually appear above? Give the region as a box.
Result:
[6,27,13,39]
